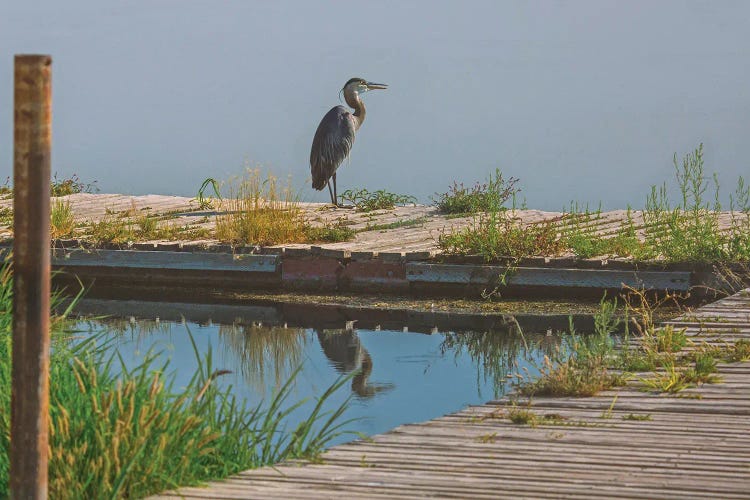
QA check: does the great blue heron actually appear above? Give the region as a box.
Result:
[310,77,388,206]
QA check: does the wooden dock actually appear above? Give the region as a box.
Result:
[153,289,750,499]
[0,193,740,296]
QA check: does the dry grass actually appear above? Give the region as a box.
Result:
[50,199,76,239]
[215,169,308,246]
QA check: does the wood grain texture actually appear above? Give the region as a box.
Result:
[151,289,750,499]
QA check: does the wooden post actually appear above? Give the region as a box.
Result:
[11,54,52,500]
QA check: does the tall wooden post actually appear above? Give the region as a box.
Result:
[11,54,52,500]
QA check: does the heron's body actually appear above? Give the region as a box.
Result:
[310,78,387,206]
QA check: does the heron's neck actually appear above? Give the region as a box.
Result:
[345,91,365,130]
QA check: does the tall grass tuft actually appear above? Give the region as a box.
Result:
[50,199,76,239]
[215,169,309,245]
[0,259,356,498]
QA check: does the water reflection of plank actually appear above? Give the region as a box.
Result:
[66,298,610,335]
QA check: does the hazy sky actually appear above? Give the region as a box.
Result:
[2,1,749,209]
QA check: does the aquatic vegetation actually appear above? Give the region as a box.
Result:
[0,260,355,498]
[515,298,628,397]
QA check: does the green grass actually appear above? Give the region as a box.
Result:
[0,259,356,498]
[0,208,12,228]
[83,212,211,244]
[360,216,429,232]
[433,168,519,215]
[338,188,416,212]
[51,173,98,197]
[438,211,565,260]
[305,222,357,242]
[439,144,750,264]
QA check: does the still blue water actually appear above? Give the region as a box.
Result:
[74,313,553,447]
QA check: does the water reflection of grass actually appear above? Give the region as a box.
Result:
[440,325,558,398]
[218,323,307,390]
[1,263,354,498]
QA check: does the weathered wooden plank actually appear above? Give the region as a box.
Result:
[151,288,750,499]
[406,263,693,290]
[51,248,279,273]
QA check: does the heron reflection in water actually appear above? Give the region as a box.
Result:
[310,77,387,206]
[316,329,394,398]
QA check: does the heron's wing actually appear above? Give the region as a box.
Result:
[310,106,356,190]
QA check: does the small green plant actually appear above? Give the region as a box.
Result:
[506,405,568,427]
[433,168,519,214]
[0,208,13,228]
[51,173,98,197]
[599,395,618,419]
[642,325,689,354]
[305,221,356,242]
[475,432,499,443]
[195,177,222,210]
[640,354,720,393]
[339,188,416,212]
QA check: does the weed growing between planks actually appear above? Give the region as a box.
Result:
[439,211,565,260]
[82,211,211,245]
[433,168,519,215]
[215,169,356,245]
[439,145,750,264]
[50,199,76,239]
[338,188,416,212]
[514,297,628,397]
[0,259,357,498]
[215,169,308,246]
[51,173,99,197]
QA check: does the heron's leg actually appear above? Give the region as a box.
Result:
[327,180,335,206]
[333,173,338,206]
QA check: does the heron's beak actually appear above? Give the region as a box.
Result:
[365,81,388,90]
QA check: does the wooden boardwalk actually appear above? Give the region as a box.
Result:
[153,290,750,499]
[0,193,742,258]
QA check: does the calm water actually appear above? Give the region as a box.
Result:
[2,2,748,208]
[71,300,567,446]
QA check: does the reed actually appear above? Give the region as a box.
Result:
[0,259,355,498]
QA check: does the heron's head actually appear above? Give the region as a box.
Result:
[341,78,388,99]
